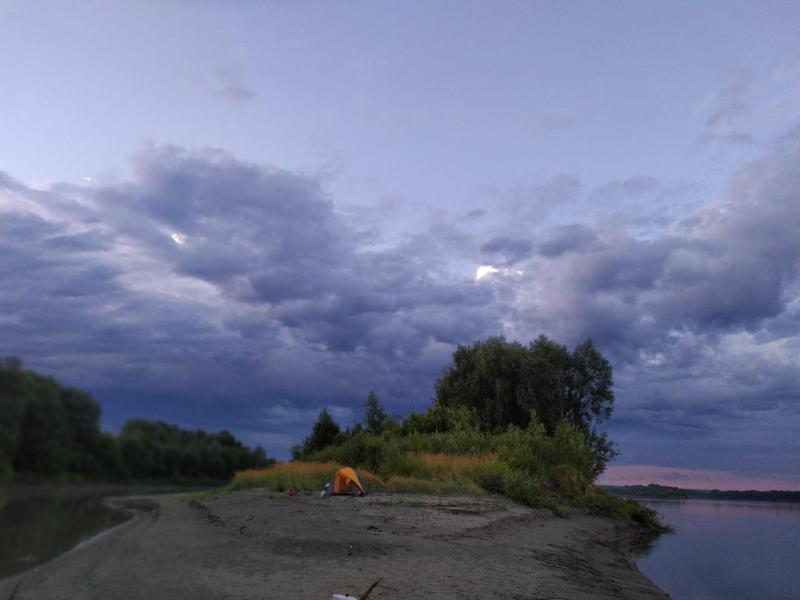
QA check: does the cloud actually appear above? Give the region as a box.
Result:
[479,236,533,266]
[212,65,257,104]
[1,127,798,465]
[697,70,755,145]
[536,224,599,257]
[0,148,506,454]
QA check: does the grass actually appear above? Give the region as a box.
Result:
[230,461,378,493]
[228,448,669,533]
[229,456,486,496]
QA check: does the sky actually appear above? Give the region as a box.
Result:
[1,0,799,489]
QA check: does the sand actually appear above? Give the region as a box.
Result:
[0,490,668,599]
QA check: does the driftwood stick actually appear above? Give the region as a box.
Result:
[359,577,383,600]
[8,582,21,600]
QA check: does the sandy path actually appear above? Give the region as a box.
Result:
[0,490,668,599]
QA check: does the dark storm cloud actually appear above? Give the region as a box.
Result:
[504,128,800,476]
[529,126,800,339]
[1,130,798,469]
[0,148,507,453]
[536,224,599,257]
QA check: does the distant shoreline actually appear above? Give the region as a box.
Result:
[0,490,668,599]
[603,484,800,503]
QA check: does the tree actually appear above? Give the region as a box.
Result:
[363,390,387,435]
[564,340,618,474]
[435,335,618,474]
[296,409,341,457]
[564,340,614,432]
[435,336,529,431]
[117,419,271,481]
[0,357,27,480]
[518,335,571,433]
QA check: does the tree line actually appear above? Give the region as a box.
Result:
[296,335,618,477]
[0,357,271,483]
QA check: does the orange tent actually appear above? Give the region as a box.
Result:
[331,467,367,496]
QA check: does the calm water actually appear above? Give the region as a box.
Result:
[0,484,205,581]
[636,499,800,600]
[0,485,130,579]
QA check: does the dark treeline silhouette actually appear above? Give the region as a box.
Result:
[605,485,800,502]
[0,357,271,483]
[603,484,688,499]
[692,489,800,503]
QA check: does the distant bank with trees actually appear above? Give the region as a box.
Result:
[0,357,272,483]
[604,484,800,503]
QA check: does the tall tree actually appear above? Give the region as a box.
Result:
[0,357,26,480]
[564,339,617,474]
[297,409,341,456]
[435,337,529,431]
[363,390,387,435]
[565,339,615,434]
[435,335,618,474]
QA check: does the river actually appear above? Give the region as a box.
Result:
[0,484,206,581]
[636,499,800,600]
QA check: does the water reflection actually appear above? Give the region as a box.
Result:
[0,486,130,580]
[635,499,800,600]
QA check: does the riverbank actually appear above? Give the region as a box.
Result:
[0,490,668,599]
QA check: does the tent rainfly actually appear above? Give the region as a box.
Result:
[331,467,367,496]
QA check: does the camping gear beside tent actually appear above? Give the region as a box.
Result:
[330,467,367,496]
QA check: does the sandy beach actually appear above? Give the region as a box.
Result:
[0,490,668,599]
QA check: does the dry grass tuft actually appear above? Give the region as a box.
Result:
[231,461,381,492]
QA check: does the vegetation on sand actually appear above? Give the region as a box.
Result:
[238,336,667,532]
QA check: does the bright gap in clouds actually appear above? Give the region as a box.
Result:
[170,233,186,246]
[475,265,523,281]
[475,265,500,281]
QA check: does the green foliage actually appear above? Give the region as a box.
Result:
[576,488,671,533]
[435,335,618,474]
[117,420,272,482]
[363,390,387,435]
[400,403,479,435]
[290,405,665,532]
[5,362,106,478]
[0,356,30,480]
[380,475,484,495]
[0,357,272,483]
[293,409,341,458]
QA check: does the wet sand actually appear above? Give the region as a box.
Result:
[0,490,668,599]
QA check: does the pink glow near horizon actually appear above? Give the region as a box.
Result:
[598,464,800,491]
